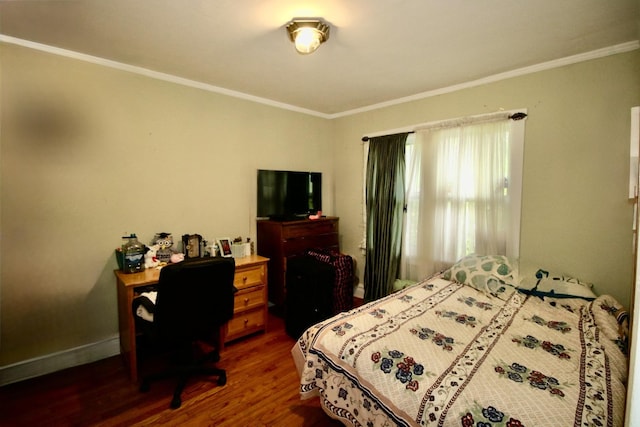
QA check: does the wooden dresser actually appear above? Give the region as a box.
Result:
[257,217,339,310]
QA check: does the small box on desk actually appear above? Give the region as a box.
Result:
[115,249,124,270]
[231,243,251,258]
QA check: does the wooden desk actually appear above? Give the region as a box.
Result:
[115,255,269,382]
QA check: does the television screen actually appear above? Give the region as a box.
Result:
[257,169,322,220]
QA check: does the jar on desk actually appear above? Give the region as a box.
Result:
[122,234,145,274]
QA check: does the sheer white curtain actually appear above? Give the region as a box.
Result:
[401,114,523,281]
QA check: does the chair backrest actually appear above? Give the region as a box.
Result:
[155,257,236,343]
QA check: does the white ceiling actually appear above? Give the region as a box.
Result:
[1,0,638,117]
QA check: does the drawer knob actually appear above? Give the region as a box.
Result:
[242,276,248,283]
[244,298,249,305]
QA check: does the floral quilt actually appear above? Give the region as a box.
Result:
[292,276,628,426]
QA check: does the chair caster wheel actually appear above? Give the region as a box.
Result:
[218,372,227,386]
[170,396,182,409]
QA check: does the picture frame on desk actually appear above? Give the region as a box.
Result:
[217,238,233,257]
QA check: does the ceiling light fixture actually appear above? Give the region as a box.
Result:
[286,19,330,55]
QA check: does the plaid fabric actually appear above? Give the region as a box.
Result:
[304,248,354,314]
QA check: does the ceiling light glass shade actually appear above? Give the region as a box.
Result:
[286,20,330,54]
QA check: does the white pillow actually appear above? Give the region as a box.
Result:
[521,269,597,300]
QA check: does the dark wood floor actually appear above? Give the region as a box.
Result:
[0,313,343,426]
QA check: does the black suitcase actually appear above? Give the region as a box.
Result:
[285,256,335,339]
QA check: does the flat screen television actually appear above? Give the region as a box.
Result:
[257,169,322,220]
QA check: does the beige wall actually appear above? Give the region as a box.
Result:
[333,50,640,309]
[1,42,639,370]
[0,44,334,365]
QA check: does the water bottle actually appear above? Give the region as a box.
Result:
[122,234,145,273]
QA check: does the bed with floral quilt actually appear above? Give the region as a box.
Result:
[291,255,629,426]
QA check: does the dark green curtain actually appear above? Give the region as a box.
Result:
[364,133,408,302]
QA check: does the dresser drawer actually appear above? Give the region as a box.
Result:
[234,264,265,291]
[282,220,338,238]
[226,308,266,338]
[257,217,338,311]
[233,286,266,313]
[283,232,339,256]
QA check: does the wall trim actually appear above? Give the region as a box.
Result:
[0,34,331,119]
[1,34,637,119]
[0,335,120,386]
[354,283,364,299]
[334,40,640,118]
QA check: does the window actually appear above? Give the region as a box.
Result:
[400,112,525,280]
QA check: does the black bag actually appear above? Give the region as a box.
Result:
[285,256,335,339]
[305,248,354,314]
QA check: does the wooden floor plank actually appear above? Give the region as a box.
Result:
[0,313,343,426]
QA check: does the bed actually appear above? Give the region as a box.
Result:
[292,255,629,426]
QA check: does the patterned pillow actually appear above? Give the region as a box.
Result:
[442,254,517,300]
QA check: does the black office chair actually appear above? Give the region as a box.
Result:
[136,257,236,409]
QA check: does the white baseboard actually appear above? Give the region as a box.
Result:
[0,335,120,386]
[354,283,364,299]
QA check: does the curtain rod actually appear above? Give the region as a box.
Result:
[361,131,413,142]
[361,111,527,142]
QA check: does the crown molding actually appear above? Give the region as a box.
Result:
[2,34,637,119]
[0,34,331,119]
[331,40,640,118]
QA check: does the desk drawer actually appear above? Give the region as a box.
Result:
[226,308,266,339]
[282,221,338,238]
[233,286,265,313]
[234,265,265,290]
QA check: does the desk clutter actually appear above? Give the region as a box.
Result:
[133,291,156,322]
[116,232,255,274]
